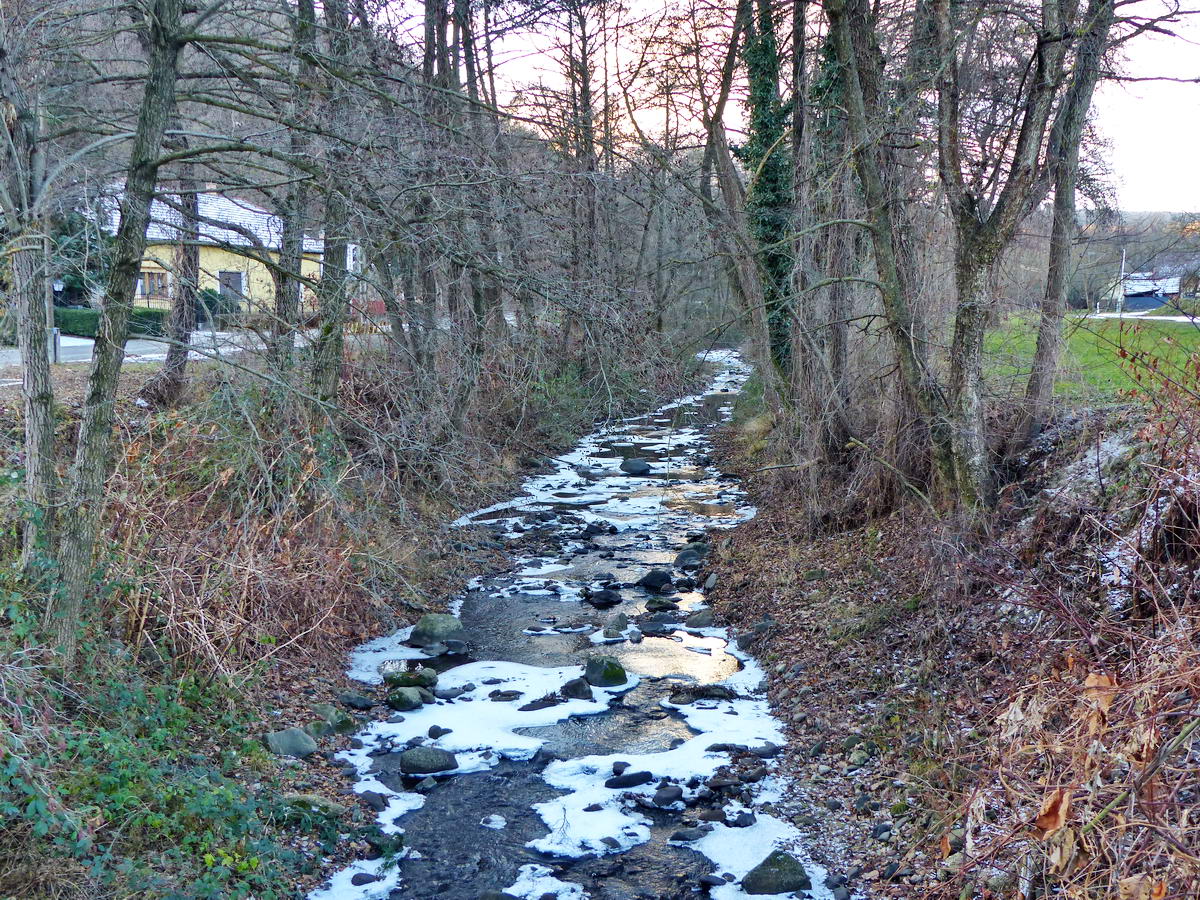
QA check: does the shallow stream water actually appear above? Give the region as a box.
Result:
[308,351,836,900]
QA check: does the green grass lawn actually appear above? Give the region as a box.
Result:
[1142,298,1200,317]
[985,313,1200,401]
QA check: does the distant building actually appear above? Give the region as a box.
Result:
[1107,251,1200,311]
[104,191,360,321]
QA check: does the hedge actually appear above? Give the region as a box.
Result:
[55,307,168,338]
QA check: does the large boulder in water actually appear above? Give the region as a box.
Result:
[409,614,466,647]
[620,458,652,475]
[742,850,811,894]
[637,569,673,592]
[584,655,628,687]
[398,746,458,774]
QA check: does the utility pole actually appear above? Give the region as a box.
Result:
[43,229,60,363]
[1115,247,1126,315]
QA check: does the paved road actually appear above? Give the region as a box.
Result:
[0,330,268,367]
[0,328,384,390]
[0,331,267,389]
[1090,311,1200,324]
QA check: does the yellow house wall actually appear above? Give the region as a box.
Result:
[141,244,321,313]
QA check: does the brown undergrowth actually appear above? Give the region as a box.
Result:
[707,370,1200,898]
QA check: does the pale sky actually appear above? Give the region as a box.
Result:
[1093,8,1200,212]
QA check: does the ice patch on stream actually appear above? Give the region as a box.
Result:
[312,350,839,899]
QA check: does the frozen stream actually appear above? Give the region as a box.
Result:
[309,351,837,900]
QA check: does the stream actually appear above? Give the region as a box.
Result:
[307,350,838,900]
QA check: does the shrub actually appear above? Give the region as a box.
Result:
[54,306,100,337]
[130,308,168,337]
[53,307,168,338]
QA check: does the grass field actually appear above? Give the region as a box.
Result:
[985,313,1200,401]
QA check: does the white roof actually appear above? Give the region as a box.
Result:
[111,191,325,254]
[1124,272,1180,296]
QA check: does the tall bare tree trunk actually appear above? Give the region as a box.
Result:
[13,235,57,564]
[310,0,353,406]
[2,35,58,568]
[826,0,954,490]
[945,251,999,503]
[49,0,183,662]
[141,169,198,406]
[1015,0,1115,448]
[273,0,315,371]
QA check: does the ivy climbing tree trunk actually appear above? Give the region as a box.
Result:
[13,234,57,565]
[740,0,794,387]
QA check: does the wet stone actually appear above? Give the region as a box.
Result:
[620,458,652,475]
[645,596,680,613]
[742,850,811,895]
[561,677,594,700]
[605,770,654,789]
[338,692,376,710]
[359,791,389,812]
[584,655,627,687]
[398,746,458,774]
[637,569,674,592]
[409,613,466,648]
[586,588,623,608]
[386,687,425,711]
[653,784,684,806]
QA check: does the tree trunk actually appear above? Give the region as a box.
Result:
[13,235,57,566]
[826,0,954,489]
[141,174,198,406]
[2,31,59,569]
[741,0,793,385]
[945,251,997,505]
[1017,166,1076,450]
[311,204,349,404]
[1015,0,1115,448]
[273,0,315,371]
[49,0,182,662]
[309,0,353,406]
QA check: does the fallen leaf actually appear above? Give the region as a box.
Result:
[1119,874,1166,900]
[1084,672,1118,712]
[939,832,952,859]
[1035,787,1071,838]
[1047,827,1077,875]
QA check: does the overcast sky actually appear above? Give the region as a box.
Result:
[1093,9,1200,212]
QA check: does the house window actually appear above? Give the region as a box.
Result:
[140,270,168,299]
[218,271,244,298]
